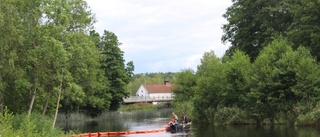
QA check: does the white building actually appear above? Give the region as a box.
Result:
[136,81,174,98]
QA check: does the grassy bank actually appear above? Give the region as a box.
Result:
[0,108,70,137]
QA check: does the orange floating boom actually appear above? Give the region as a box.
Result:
[71,128,166,137]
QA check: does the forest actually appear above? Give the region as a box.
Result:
[173,0,320,126]
[0,0,135,121]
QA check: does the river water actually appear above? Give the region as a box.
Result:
[56,109,320,137]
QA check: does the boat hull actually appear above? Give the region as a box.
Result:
[166,123,191,133]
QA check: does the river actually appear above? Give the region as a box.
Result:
[56,109,320,137]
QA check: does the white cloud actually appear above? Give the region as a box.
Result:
[86,0,232,73]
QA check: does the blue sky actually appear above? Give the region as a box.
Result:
[86,0,232,74]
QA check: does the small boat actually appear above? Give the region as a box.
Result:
[165,122,191,133]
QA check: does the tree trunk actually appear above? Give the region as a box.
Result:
[0,91,3,114]
[28,77,38,116]
[53,71,63,127]
[42,87,52,117]
[41,99,49,117]
[53,90,61,127]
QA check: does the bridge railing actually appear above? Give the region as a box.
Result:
[123,96,174,103]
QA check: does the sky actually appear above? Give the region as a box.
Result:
[85,0,232,74]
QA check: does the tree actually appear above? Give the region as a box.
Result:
[0,0,28,114]
[0,0,114,118]
[247,38,308,124]
[173,69,196,101]
[286,0,320,61]
[60,32,111,117]
[222,0,293,61]
[193,51,225,122]
[125,61,135,79]
[289,47,320,111]
[98,30,130,111]
[222,50,251,108]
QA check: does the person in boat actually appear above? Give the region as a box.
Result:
[172,112,179,125]
[182,113,189,124]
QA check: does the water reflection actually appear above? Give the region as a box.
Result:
[56,109,173,133]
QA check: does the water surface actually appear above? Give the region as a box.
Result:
[56,109,320,137]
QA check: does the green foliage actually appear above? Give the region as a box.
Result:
[295,103,320,126]
[223,0,320,62]
[222,50,251,108]
[172,101,193,121]
[286,0,320,61]
[247,38,295,122]
[189,38,320,125]
[98,30,130,111]
[0,108,65,137]
[222,0,291,61]
[173,69,196,101]
[0,0,133,119]
[0,108,15,137]
[126,61,135,79]
[291,47,320,111]
[193,51,226,122]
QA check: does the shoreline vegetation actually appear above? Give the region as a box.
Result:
[0,108,71,137]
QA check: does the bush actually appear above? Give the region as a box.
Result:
[0,108,66,137]
[295,105,320,126]
[0,108,15,137]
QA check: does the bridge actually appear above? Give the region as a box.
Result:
[123,96,174,104]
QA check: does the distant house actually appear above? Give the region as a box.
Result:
[136,81,174,98]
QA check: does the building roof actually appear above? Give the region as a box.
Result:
[143,84,175,93]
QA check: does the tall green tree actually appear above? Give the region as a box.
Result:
[222,50,251,108]
[223,0,320,62]
[1,0,44,114]
[222,0,292,61]
[0,0,27,114]
[193,51,225,122]
[286,0,320,61]
[125,61,135,79]
[98,30,130,111]
[247,38,292,123]
[245,38,320,124]
[0,0,115,118]
[61,32,111,117]
[289,47,320,112]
